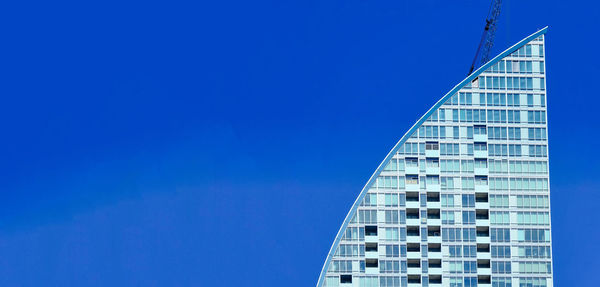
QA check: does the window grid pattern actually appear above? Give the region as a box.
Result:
[322,33,552,287]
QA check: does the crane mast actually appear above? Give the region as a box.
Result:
[468,0,503,75]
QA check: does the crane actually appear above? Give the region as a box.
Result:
[468,0,503,75]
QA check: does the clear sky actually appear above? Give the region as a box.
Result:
[1,0,599,286]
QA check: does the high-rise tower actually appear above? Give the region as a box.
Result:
[318,27,552,287]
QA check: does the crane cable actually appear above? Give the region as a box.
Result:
[468,0,503,75]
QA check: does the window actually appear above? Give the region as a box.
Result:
[385,210,399,224]
[442,211,455,224]
[464,144,474,156]
[441,177,456,190]
[507,110,521,123]
[357,277,378,287]
[426,175,439,186]
[462,194,475,208]
[528,145,548,157]
[441,160,460,173]
[380,276,401,287]
[528,128,547,141]
[474,159,487,169]
[449,261,462,273]
[489,159,509,173]
[406,158,418,167]
[384,159,399,171]
[509,144,522,157]
[517,229,550,242]
[406,175,418,185]
[340,275,352,283]
[486,93,506,106]
[343,227,364,241]
[426,142,439,150]
[474,142,487,151]
[426,158,439,168]
[507,93,520,106]
[516,195,549,208]
[336,244,364,257]
[461,177,474,190]
[489,144,508,156]
[460,92,472,105]
[487,109,506,123]
[474,125,486,135]
[488,127,507,140]
[377,176,399,189]
[463,261,477,274]
[527,111,546,124]
[442,228,462,242]
[419,126,439,139]
[361,193,377,206]
[331,260,353,272]
[399,142,424,155]
[463,245,476,258]
[491,246,511,258]
[359,210,378,224]
[385,245,399,258]
[384,227,401,241]
[519,277,547,287]
[518,246,551,259]
[463,228,476,242]
[475,175,488,186]
[508,127,521,140]
[517,212,550,225]
[518,262,552,274]
[441,194,455,207]
[365,225,378,236]
[491,228,511,242]
[492,261,512,274]
[464,277,477,287]
[384,194,398,207]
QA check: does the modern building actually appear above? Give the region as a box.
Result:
[317,27,552,287]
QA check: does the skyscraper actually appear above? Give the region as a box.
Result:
[317,27,552,287]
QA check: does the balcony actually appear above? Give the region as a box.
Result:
[428,267,442,275]
[475,184,489,192]
[407,267,421,274]
[474,134,488,142]
[365,267,379,275]
[476,236,490,244]
[365,251,378,258]
[474,167,489,176]
[407,218,420,226]
[425,149,440,157]
[476,219,490,226]
[474,150,488,158]
[427,219,441,226]
[426,167,440,175]
[428,251,442,259]
[428,236,442,243]
[406,183,420,191]
[427,201,441,209]
[407,251,421,259]
[407,236,420,242]
[475,202,490,209]
[426,185,441,193]
[477,267,492,276]
[365,235,379,242]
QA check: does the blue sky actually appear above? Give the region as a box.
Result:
[1,0,599,286]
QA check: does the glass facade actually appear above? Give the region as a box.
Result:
[318,28,552,287]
